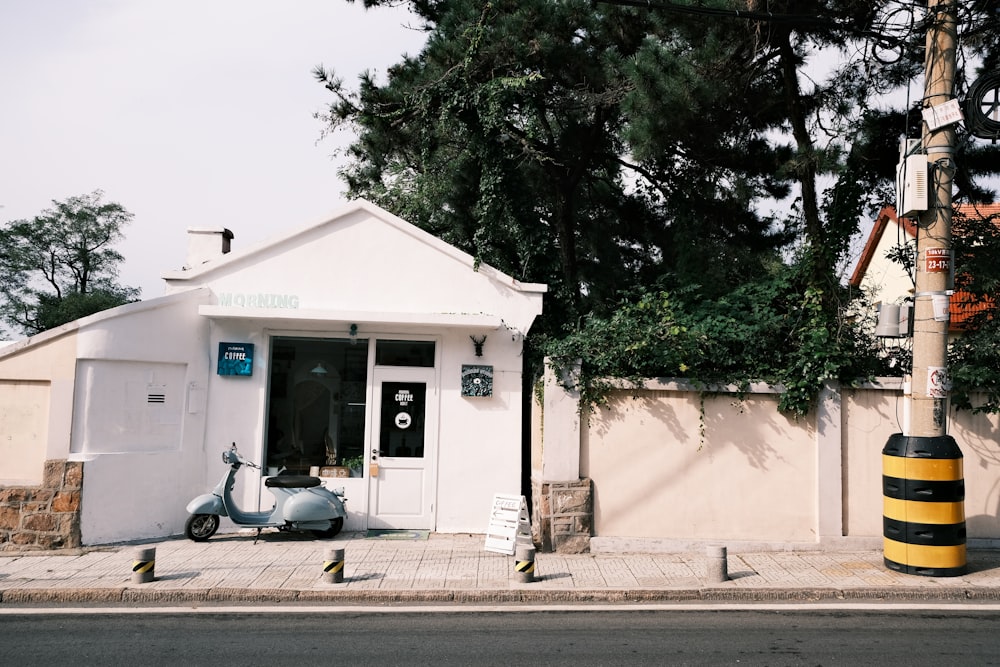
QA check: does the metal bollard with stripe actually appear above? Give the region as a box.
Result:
[322,547,345,584]
[514,544,536,583]
[131,547,156,584]
[882,433,966,577]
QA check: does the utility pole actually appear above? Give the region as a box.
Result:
[911,0,958,436]
[882,0,966,577]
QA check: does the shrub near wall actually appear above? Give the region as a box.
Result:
[0,460,83,550]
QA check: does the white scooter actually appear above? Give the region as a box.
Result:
[185,443,347,541]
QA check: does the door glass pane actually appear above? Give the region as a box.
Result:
[379,382,426,458]
[265,336,368,475]
[375,340,435,367]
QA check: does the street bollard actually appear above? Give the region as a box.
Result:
[706,545,728,583]
[131,546,156,584]
[514,544,536,583]
[323,547,345,584]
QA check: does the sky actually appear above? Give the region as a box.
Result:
[0,0,428,299]
[2,3,992,306]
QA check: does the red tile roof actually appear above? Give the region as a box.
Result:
[950,290,993,330]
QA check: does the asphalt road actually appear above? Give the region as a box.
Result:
[5,607,1000,666]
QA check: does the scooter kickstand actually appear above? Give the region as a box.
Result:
[254,527,262,545]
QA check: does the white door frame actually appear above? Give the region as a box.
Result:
[366,365,438,529]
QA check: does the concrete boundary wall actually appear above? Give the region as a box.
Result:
[532,364,1000,553]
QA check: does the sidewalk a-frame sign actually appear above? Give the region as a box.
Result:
[484,493,531,555]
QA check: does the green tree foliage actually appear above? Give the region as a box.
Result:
[948,205,1000,413]
[546,267,886,416]
[0,191,140,336]
[320,0,1000,415]
[316,0,792,328]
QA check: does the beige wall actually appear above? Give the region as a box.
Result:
[553,379,1000,547]
[842,387,903,537]
[0,381,50,484]
[583,388,818,542]
[952,408,1000,537]
[0,331,78,483]
[842,387,1000,540]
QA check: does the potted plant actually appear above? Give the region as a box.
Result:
[343,454,365,477]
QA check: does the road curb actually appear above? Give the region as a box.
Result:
[5,586,1000,606]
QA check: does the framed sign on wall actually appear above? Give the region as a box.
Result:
[218,342,254,376]
[461,364,493,397]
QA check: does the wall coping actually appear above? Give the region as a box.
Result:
[598,377,905,394]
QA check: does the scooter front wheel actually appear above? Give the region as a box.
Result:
[185,514,220,541]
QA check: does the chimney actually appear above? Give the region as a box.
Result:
[185,227,234,269]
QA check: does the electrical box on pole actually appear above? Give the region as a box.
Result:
[895,153,928,218]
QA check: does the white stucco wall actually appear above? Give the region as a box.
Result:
[163,201,546,336]
[158,201,541,537]
[71,289,213,544]
[859,223,915,307]
[159,201,544,536]
[195,322,529,535]
[435,328,524,532]
[3,201,545,545]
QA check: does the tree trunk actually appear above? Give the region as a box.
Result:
[777,29,828,290]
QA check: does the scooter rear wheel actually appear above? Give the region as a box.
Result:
[185,514,220,541]
[312,517,344,539]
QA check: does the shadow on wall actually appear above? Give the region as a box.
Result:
[954,407,1000,539]
[582,388,813,540]
[588,388,792,469]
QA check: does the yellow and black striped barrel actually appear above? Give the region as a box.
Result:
[882,433,966,577]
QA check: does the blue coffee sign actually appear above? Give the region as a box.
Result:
[218,342,254,376]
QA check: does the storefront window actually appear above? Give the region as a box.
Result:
[265,337,368,475]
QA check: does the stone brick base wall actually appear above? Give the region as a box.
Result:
[531,477,592,553]
[0,460,83,551]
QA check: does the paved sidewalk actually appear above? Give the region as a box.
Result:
[2,531,1000,605]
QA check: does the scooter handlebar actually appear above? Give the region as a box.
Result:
[222,445,260,469]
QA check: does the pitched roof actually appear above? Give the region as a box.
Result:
[160,199,548,335]
[848,206,917,289]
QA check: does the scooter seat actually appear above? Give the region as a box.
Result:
[264,475,322,489]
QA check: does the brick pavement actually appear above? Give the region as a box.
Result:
[2,531,1000,605]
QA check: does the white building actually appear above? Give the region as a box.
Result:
[0,200,545,546]
[850,204,1000,335]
